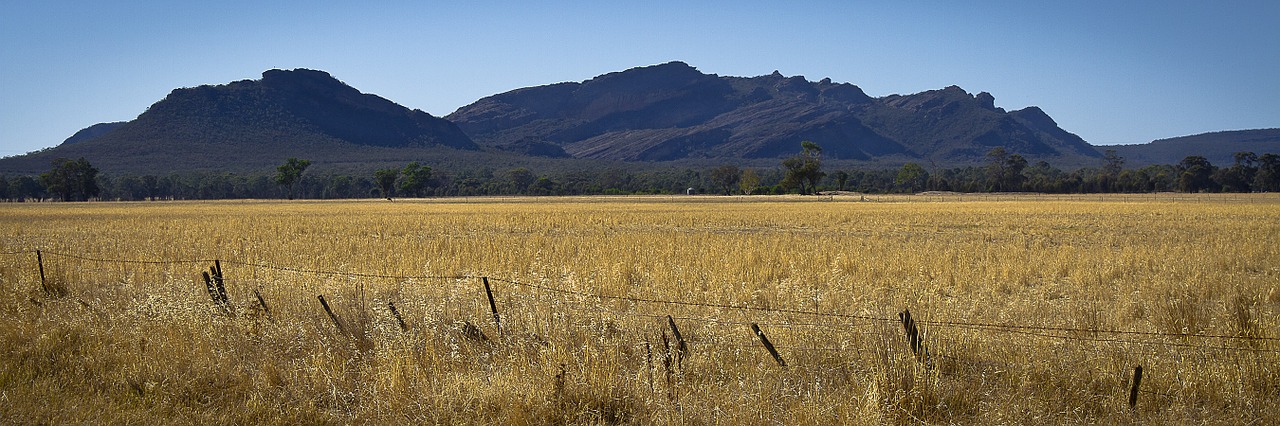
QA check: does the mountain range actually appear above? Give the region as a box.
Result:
[0,62,1273,175]
[447,61,1099,164]
[1107,129,1280,166]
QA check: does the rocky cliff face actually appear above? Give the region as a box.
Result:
[449,62,1100,164]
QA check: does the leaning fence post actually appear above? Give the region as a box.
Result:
[666,315,687,369]
[201,272,220,304]
[899,309,922,357]
[36,250,48,295]
[317,295,346,335]
[253,288,271,318]
[387,301,408,332]
[210,261,229,305]
[750,322,786,366]
[483,277,501,332]
[1129,365,1143,408]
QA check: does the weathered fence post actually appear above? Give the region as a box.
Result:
[210,261,229,305]
[36,250,48,295]
[387,301,408,332]
[644,337,656,392]
[1129,365,1143,408]
[750,322,787,366]
[900,309,922,357]
[483,277,501,332]
[666,315,687,369]
[317,294,345,335]
[253,288,271,318]
[201,272,220,304]
[661,331,674,400]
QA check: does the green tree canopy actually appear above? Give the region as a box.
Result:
[710,164,741,195]
[374,168,399,199]
[782,141,824,194]
[895,163,929,193]
[985,147,1028,191]
[40,157,99,201]
[1256,153,1280,192]
[831,170,850,191]
[1177,155,1216,193]
[503,168,536,194]
[274,158,311,199]
[398,162,433,197]
[1213,151,1257,192]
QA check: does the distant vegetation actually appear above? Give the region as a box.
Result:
[3,146,1278,201]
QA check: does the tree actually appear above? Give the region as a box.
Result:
[374,168,399,199]
[985,148,1027,191]
[781,141,824,194]
[1004,154,1028,191]
[398,162,433,197]
[506,168,536,194]
[832,170,850,191]
[985,147,1009,191]
[40,157,99,201]
[1177,156,1216,193]
[274,158,311,200]
[894,163,929,193]
[710,164,741,195]
[739,168,761,195]
[141,175,160,200]
[1255,153,1280,192]
[1214,151,1257,192]
[1097,149,1126,192]
[10,176,44,200]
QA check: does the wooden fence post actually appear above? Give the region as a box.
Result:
[666,315,687,369]
[661,332,674,399]
[1129,365,1143,408]
[387,301,408,332]
[36,250,48,295]
[750,323,787,366]
[644,337,655,393]
[317,295,346,335]
[201,272,220,304]
[483,277,501,332]
[253,288,271,318]
[899,309,922,357]
[210,261,229,305]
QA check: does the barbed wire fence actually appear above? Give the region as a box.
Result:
[3,248,1277,410]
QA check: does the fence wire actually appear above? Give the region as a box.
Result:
[15,248,1280,355]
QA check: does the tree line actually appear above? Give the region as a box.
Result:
[4,145,1279,201]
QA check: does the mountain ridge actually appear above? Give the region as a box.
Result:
[1,69,480,174]
[2,63,1272,176]
[1106,128,1280,166]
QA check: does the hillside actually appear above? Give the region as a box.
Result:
[447,62,1102,165]
[0,69,477,174]
[15,63,1270,178]
[1106,129,1280,166]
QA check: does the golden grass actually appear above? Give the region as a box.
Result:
[1,194,1277,424]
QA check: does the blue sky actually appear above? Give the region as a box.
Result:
[2,1,1277,157]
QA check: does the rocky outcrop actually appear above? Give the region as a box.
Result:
[449,62,1099,164]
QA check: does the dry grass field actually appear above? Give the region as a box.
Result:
[1,194,1277,424]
